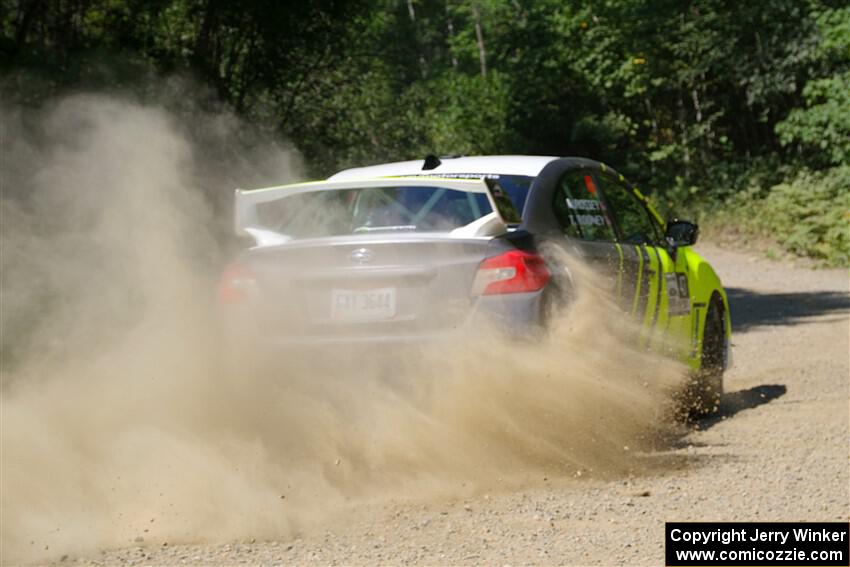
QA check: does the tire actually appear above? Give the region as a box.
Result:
[537,263,576,334]
[684,295,725,417]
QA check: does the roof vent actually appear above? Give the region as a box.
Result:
[422,155,441,170]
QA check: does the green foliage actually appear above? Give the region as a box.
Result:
[2,0,848,263]
[417,72,510,155]
[708,167,850,266]
[776,7,850,167]
[777,72,850,166]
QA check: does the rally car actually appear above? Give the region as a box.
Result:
[220,155,731,413]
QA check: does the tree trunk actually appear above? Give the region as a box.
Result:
[445,2,458,69]
[678,91,690,180]
[14,0,45,49]
[472,2,487,77]
[194,0,221,79]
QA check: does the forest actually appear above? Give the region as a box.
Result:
[2,0,848,264]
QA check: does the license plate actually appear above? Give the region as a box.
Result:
[331,287,397,321]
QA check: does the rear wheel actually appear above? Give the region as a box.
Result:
[683,295,725,417]
[537,261,576,333]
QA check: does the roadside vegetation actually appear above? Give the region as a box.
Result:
[2,0,848,265]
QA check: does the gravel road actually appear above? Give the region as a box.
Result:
[71,244,850,566]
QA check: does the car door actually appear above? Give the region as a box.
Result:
[594,172,689,350]
[549,168,621,287]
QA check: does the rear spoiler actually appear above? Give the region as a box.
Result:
[234,181,328,236]
[233,177,508,239]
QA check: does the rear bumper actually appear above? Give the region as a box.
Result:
[218,290,546,351]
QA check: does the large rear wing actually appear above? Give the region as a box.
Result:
[234,180,329,237]
[234,177,511,240]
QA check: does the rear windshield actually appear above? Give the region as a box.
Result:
[256,185,494,239]
[399,174,533,217]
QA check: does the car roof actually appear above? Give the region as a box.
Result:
[329,155,560,180]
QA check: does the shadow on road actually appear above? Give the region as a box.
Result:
[726,287,850,333]
[695,384,787,430]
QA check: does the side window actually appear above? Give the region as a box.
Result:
[485,178,522,224]
[597,174,662,245]
[552,171,616,241]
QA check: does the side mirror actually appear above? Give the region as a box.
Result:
[665,219,699,248]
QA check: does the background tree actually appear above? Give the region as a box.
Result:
[2,0,847,263]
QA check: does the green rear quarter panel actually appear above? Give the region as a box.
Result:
[680,246,732,369]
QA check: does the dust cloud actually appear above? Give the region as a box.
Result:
[1,95,685,563]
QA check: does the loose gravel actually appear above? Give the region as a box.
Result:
[61,244,850,566]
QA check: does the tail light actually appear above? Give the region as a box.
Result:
[218,263,257,303]
[471,250,550,295]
